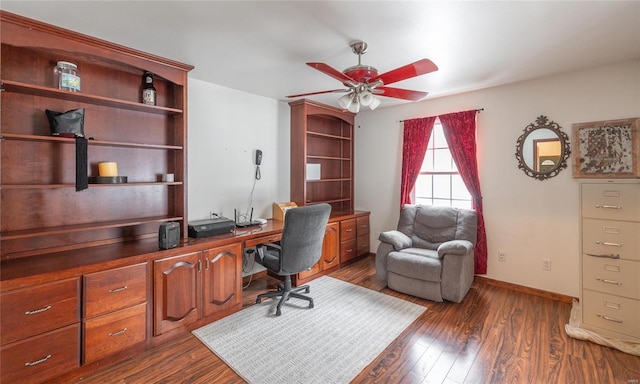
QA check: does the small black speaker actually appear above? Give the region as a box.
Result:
[159,222,180,250]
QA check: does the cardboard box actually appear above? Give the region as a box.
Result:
[273,202,298,221]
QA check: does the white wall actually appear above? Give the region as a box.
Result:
[187,78,290,222]
[355,60,640,297]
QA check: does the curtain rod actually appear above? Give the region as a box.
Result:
[398,108,484,123]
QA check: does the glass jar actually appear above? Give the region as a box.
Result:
[54,61,81,92]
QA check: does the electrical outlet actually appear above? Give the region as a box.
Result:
[543,258,551,271]
[498,251,507,262]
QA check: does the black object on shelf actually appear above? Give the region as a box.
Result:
[89,176,128,184]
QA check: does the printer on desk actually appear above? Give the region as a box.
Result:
[188,216,235,238]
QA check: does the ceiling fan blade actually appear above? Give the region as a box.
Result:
[307,62,357,84]
[371,59,438,85]
[286,89,349,98]
[377,87,428,101]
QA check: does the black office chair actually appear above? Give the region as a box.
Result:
[255,203,331,316]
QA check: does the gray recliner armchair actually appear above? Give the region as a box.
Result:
[376,204,478,303]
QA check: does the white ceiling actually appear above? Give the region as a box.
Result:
[2,1,639,109]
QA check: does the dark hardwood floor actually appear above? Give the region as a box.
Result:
[62,255,640,384]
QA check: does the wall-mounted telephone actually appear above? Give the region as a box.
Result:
[255,149,262,166]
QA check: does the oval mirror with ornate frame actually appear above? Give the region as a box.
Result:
[515,115,571,181]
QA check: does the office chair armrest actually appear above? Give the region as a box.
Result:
[256,242,282,262]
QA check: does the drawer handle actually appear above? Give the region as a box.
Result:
[597,314,623,323]
[361,224,368,228]
[108,328,128,337]
[596,278,622,285]
[25,305,52,315]
[596,241,621,247]
[346,228,353,232]
[108,285,128,293]
[595,205,621,210]
[24,354,52,367]
[585,253,620,259]
[346,248,353,253]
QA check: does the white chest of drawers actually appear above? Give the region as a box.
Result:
[580,180,640,341]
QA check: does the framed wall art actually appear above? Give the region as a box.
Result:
[572,117,639,178]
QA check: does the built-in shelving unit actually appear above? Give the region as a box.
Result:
[0,11,193,260]
[289,99,355,214]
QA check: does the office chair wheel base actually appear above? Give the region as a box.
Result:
[276,309,281,316]
[309,302,314,309]
[305,287,310,293]
[256,298,262,304]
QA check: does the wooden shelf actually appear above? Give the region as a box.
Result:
[307,178,351,183]
[307,131,352,141]
[307,155,351,161]
[1,182,182,189]
[1,80,183,115]
[1,133,183,150]
[0,216,184,241]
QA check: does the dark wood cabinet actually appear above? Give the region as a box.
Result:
[289,99,355,214]
[0,278,81,382]
[82,263,148,363]
[202,244,242,318]
[0,11,192,261]
[153,251,201,336]
[153,244,243,336]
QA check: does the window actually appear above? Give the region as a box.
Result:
[413,120,472,209]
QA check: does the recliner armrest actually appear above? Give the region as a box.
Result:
[437,240,474,258]
[378,230,412,251]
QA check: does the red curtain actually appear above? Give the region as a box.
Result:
[400,117,436,207]
[439,110,488,274]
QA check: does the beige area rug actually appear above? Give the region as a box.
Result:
[565,299,640,356]
[193,276,426,384]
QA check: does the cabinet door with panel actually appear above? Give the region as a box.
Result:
[202,243,242,318]
[153,251,201,335]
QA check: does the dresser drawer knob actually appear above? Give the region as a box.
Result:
[24,305,52,315]
[108,286,128,293]
[595,204,621,210]
[597,314,623,323]
[585,253,620,259]
[24,354,52,367]
[596,241,621,247]
[596,278,622,285]
[108,328,128,337]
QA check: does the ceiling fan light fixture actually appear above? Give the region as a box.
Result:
[347,98,360,113]
[338,93,353,109]
[359,91,374,107]
[369,97,381,110]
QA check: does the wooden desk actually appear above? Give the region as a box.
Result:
[0,212,369,383]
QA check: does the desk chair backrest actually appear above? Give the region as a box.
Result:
[279,203,331,274]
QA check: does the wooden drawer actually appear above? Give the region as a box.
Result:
[341,238,357,263]
[357,234,370,256]
[581,182,640,221]
[0,323,80,384]
[582,289,640,339]
[83,303,147,364]
[84,263,147,318]
[582,255,640,299]
[340,218,356,240]
[582,218,640,261]
[356,215,370,236]
[1,278,80,345]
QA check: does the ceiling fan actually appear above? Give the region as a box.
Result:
[286,40,438,112]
